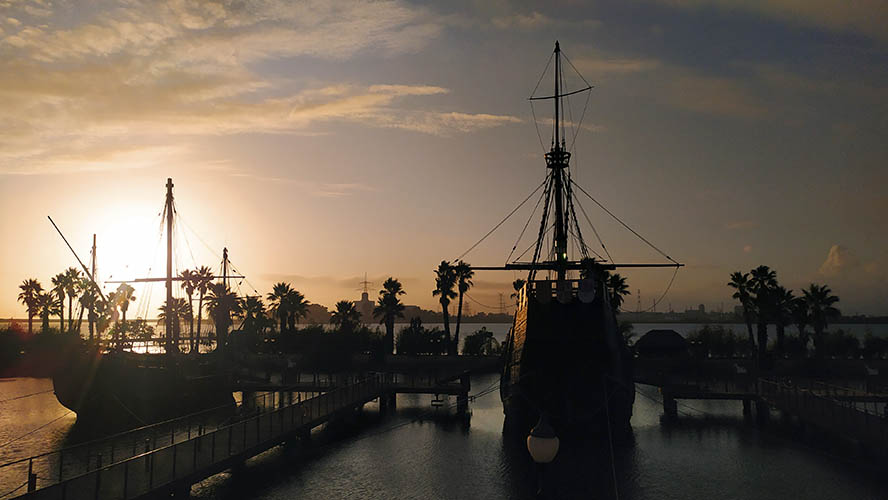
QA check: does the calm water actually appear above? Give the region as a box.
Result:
[2,376,884,499]
[424,323,888,346]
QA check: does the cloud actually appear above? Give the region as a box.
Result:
[227,170,376,198]
[743,245,752,253]
[819,244,859,277]
[649,0,888,42]
[664,73,768,119]
[534,117,604,134]
[574,57,661,75]
[492,11,553,30]
[0,1,520,174]
[724,220,757,230]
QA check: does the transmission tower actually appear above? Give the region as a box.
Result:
[498,293,506,315]
[357,272,372,294]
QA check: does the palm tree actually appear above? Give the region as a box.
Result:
[267,282,293,333]
[749,265,777,359]
[728,271,755,354]
[791,296,810,354]
[240,296,266,335]
[803,284,840,358]
[373,277,405,355]
[63,267,82,334]
[606,273,630,316]
[78,278,99,340]
[452,260,474,356]
[285,290,309,331]
[179,269,198,350]
[114,282,136,331]
[36,292,57,333]
[158,298,191,350]
[205,283,241,347]
[772,286,795,356]
[18,279,43,335]
[510,278,526,305]
[330,300,361,334]
[51,273,66,334]
[432,261,457,350]
[194,266,213,347]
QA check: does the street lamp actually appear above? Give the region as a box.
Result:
[526,414,559,463]
[527,414,559,499]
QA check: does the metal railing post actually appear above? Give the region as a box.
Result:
[27,458,36,493]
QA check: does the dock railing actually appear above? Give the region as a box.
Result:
[6,376,382,499]
[0,383,304,496]
[759,378,888,446]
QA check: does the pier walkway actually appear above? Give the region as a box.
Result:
[637,366,888,450]
[3,371,471,500]
[759,379,888,447]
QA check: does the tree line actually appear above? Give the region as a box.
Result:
[16,258,636,356]
[728,265,840,359]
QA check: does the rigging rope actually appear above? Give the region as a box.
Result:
[572,180,678,264]
[455,179,547,261]
[529,173,555,280]
[529,49,556,153]
[506,184,548,264]
[514,224,554,262]
[575,194,614,263]
[565,169,589,260]
[602,378,621,500]
[618,265,680,314]
[464,293,512,311]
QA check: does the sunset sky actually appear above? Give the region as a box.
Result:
[1,0,886,318]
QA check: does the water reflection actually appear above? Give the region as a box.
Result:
[2,375,886,499]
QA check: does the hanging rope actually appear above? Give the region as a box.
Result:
[565,169,589,260]
[455,179,547,261]
[572,180,678,264]
[575,194,614,263]
[529,50,555,151]
[618,265,680,313]
[464,293,511,311]
[506,184,549,264]
[528,173,555,280]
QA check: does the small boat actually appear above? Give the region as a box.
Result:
[469,42,682,437]
[51,179,237,427]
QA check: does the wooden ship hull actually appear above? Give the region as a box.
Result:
[500,278,634,436]
[52,343,234,428]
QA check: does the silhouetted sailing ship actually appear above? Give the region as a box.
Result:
[470,42,682,437]
[52,179,236,427]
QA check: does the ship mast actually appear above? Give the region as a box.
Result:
[549,41,569,280]
[165,178,174,354]
[463,42,683,279]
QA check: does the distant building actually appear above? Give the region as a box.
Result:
[354,291,374,323]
